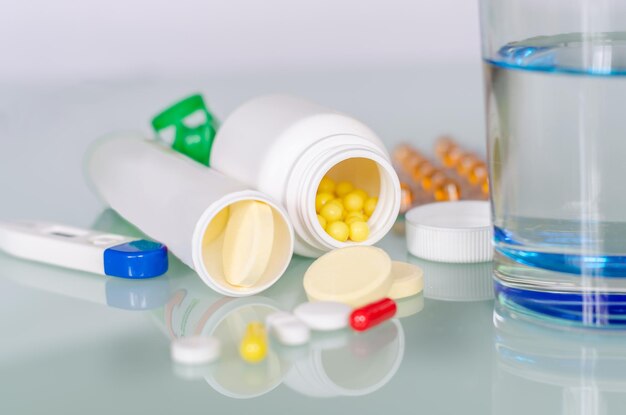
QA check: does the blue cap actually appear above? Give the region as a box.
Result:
[103,239,168,279]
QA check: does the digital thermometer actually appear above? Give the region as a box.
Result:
[0,221,168,278]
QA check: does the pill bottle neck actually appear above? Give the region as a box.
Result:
[286,135,401,257]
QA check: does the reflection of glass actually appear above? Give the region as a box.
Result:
[494,304,626,414]
[0,251,170,310]
[407,256,494,301]
[283,320,404,398]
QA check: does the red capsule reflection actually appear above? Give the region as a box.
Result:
[350,298,397,331]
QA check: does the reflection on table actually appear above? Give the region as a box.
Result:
[159,259,407,399]
[494,304,626,414]
[407,256,494,302]
[0,250,170,310]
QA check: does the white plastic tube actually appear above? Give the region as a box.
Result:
[86,132,294,296]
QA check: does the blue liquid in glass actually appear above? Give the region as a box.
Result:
[486,32,626,278]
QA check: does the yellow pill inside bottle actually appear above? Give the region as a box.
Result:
[335,181,355,198]
[317,176,336,194]
[326,221,350,242]
[352,189,368,200]
[343,191,365,212]
[345,211,367,225]
[315,192,335,213]
[363,197,378,217]
[320,201,344,222]
[349,221,370,242]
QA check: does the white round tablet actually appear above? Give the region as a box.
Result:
[303,246,393,307]
[293,301,352,331]
[171,336,221,365]
[388,261,424,299]
[272,317,311,346]
[405,201,493,263]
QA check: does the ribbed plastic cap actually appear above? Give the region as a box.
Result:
[405,201,493,263]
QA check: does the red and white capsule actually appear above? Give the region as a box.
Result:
[350,298,397,331]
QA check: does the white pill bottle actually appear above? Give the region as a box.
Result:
[211,95,401,257]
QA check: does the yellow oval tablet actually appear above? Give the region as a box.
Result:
[387,261,424,300]
[303,246,393,307]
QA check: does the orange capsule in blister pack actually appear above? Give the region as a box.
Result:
[392,144,413,165]
[469,162,488,185]
[443,146,463,168]
[434,179,461,201]
[435,136,455,159]
[404,153,424,174]
[456,154,479,176]
[422,171,446,191]
[434,136,490,197]
[481,178,490,195]
[416,162,436,183]
[409,159,429,182]
[399,182,414,213]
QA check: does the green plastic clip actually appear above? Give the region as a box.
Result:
[151,94,219,166]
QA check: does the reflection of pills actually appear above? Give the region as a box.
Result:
[265,311,294,329]
[171,336,221,365]
[271,315,311,346]
[240,322,268,364]
[294,301,352,331]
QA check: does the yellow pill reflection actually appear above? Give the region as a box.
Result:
[349,221,370,242]
[320,201,344,222]
[316,192,334,213]
[318,176,336,194]
[364,197,378,217]
[343,191,365,212]
[240,322,267,364]
[335,181,354,198]
[326,221,350,242]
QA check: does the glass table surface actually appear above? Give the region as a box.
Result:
[2,65,626,414]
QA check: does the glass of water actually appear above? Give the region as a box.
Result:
[480,0,626,326]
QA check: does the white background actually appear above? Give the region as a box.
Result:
[1,0,481,82]
[0,0,486,223]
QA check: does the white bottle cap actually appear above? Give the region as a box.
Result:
[405,201,493,263]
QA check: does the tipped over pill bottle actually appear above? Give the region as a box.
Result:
[211,95,401,257]
[87,133,294,297]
